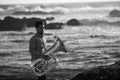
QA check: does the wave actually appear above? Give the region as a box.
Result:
[79,18,120,26]
[12,11,64,15]
[9,5,120,14]
[0,5,69,15]
[0,8,5,11]
[0,2,120,15]
[71,6,120,12]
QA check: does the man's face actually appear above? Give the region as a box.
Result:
[36,24,45,35]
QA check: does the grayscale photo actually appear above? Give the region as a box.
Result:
[0,0,120,80]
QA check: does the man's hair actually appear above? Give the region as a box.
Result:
[35,20,45,28]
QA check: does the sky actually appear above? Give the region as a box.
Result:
[0,0,119,4]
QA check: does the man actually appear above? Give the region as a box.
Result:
[29,20,50,80]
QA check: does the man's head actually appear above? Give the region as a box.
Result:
[35,20,45,36]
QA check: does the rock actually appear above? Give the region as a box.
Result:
[67,19,81,26]
[45,22,63,29]
[90,35,106,38]
[0,16,64,31]
[23,17,46,27]
[71,61,120,80]
[46,17,55,21]
[109,9,120,17]
[0,19,2,22]
[0,16,26,31]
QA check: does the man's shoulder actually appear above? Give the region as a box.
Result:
[29,35,40,42]
[30,35,37,42]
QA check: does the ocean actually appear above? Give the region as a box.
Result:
[0,1,120,80]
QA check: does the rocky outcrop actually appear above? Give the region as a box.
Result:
[71,61,120,80]
[23,17,45,27]
[45,22,64,29]
[67,19,81,26]
[0,16,64,31]
[109,9,120,17]
[0,16,26,31]
[0,16,45,31]
[46,17,55,21]
[0,19,2,24]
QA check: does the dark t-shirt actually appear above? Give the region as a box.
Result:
[29,34,45,61]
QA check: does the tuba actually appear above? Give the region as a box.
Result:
[31,36,67,76]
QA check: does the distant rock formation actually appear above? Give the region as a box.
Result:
[23,17,45,27]
[109,9,120,17]
[45,22,64,29]
[46,17,55,21]
[67,19,81,26]
[0,16,64,31]
[0,16,26,31]
[71,61,120,80]
[0,19,2,24]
